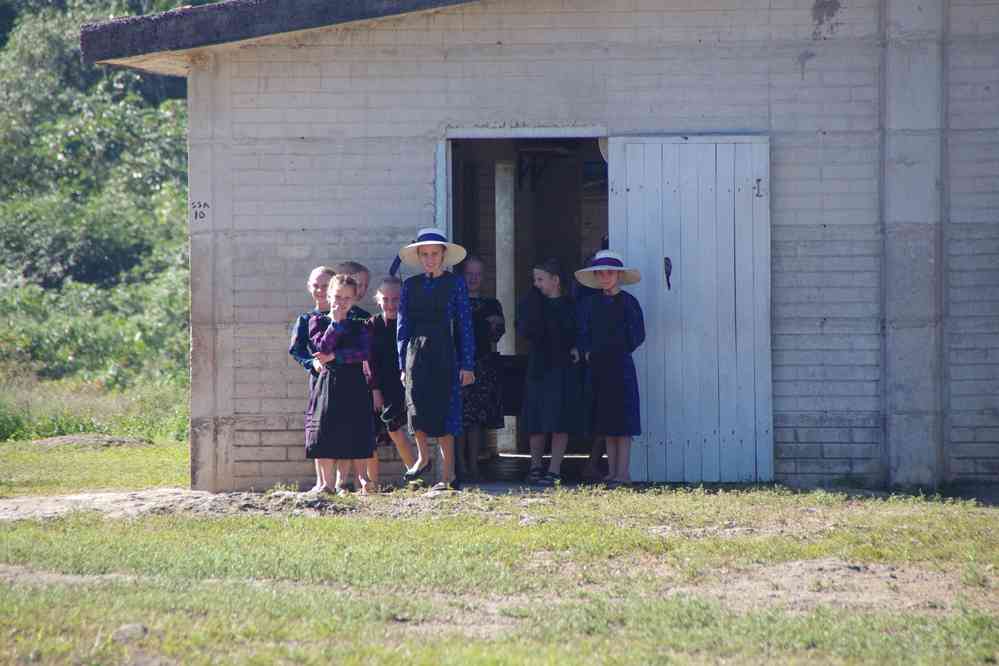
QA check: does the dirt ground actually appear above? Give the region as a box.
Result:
[1,487,996,618]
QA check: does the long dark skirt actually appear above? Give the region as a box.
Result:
[522,363,586,435]
[589,352,641,437]
[405,334,459,437]
[305,363,375,459]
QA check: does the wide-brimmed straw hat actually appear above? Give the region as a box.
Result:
[398,228,468,269]
[574,250,641,289]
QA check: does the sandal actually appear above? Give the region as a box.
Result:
[334,486,350,497]
[526,466,546,485]
[403,460,434,481]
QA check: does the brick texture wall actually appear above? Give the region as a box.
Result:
[187,0,996,491]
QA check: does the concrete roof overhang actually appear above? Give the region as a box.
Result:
[80,0,479,76]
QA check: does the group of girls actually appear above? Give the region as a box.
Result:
[288,227,645,493]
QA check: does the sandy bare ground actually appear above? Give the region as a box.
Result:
[0,487,351,521]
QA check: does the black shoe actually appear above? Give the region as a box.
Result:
[448,480,462,491]
[538,472,562,487]
[526,466,545,485]
[403,460,433,481]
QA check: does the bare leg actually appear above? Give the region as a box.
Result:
[311,460,323,491]
[615,437,631,482]
[604,439,618,482]
[529,433,547,472]
[354,459,371,493]
[454,433,467,480]
[549,433,568,475]
[585,437,606,481]
[465,427,483,482]
[366,455,379,489]
[388,429,416,469]
[334,460,349,491]
[411,431,432,472]
[318,459,335,491]
[439,434,455,484]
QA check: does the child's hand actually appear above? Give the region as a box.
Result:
[313,351,335,366]
[460,370,475,386]
[372,389,384,412]
[312,359,324,373]
[570,348,580,364]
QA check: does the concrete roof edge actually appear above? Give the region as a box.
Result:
[80,0,478,66]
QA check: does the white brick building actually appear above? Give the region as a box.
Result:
[81,0,999,491]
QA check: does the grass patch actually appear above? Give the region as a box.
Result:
[0,371,188,443]
[0,439,188,497]
[1,578,996,665]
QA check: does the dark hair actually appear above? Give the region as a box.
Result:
[460,255,486,272]
[533,258,570,299]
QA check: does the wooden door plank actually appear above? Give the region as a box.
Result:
[697,144,721,483]
[716,143,739,483]
[680,143,702,483]
[752,141,774,482]
[638,142,665,482]
[661,143,683,483]
[734,143,757,482]
[625,141,649,482]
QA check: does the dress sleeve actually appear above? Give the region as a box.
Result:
[625,294,646,354]
[576,297,592,354]
[515,290,544,342]
[288,314,315,373]
[396,280,410,371]
[335,323,371,365]
[309,315,334,352]
[453,275,475,371]
[490,298,506,344]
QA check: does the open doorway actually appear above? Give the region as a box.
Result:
[449,138,608,481]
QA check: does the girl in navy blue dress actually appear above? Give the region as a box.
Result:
[396,228,476,492]
[576,251,645,486]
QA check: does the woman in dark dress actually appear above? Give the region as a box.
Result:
[307,275,375,495]
[517,258,584,486]
[457,256,505,482]
[396,228,476,492]
[576,251,645,486]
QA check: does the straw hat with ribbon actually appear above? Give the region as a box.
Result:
[398,228,468,269]
[574,250,641,289]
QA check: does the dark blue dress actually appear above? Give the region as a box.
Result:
[397,272,475,437]
[577,291,645,437]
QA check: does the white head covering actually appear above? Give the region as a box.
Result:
[574,250,641,289]
[398,228,468,269]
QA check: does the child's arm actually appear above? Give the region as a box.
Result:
[576,298,592,357]
[396,281,410,371]
[515,289,544,342]
[625,295,646,353]
[288,314,317,373]
[310,316,341,355]
[331,323,370,365]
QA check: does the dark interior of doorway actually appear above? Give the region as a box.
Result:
[450,138,608,482]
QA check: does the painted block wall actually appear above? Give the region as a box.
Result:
[945,0,999,482]
[186,0,996,491]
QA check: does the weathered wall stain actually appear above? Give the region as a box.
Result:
[812,0,842,39]
[798,49,817,79]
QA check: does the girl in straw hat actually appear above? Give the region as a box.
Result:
[575,250,646,486]
[396,228,476,491]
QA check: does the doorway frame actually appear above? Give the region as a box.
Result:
[436,127,609,238]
